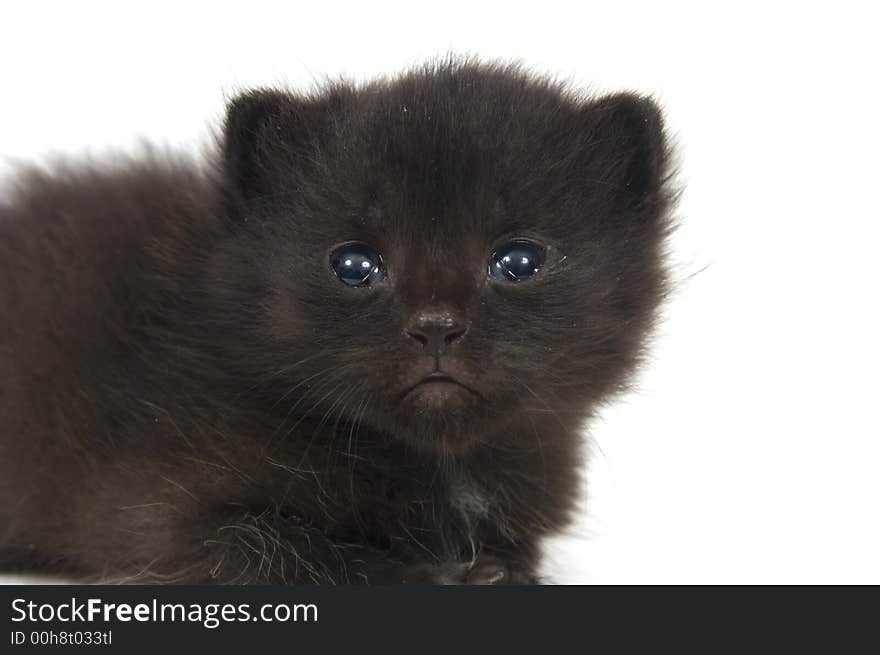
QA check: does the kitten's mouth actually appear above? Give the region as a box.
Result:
[401,372,481,405]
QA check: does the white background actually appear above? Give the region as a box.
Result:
[2,1,878,583]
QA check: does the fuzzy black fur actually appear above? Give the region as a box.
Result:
[0,60,672,584]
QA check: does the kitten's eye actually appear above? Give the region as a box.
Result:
[488,240,545,283]
[330,242,386,287]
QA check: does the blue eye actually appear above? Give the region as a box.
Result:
[330,242,386,287]
[488,240,545,283]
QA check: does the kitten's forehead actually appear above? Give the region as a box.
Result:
[299,67,622,257]
[356,183,507,245]
[334,71,585,242]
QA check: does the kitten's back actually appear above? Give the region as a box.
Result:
[0,155,216,541]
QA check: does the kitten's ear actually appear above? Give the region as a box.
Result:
[221,89,330,207]
[585,93,668,217]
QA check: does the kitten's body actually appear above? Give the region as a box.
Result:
[0,62,671,583]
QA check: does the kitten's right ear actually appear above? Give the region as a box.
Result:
[221,89,324,207]
[223,90,287,200]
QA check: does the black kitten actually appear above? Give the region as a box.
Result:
[0,61,672,584]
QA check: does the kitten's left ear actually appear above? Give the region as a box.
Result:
[585,93,668,217]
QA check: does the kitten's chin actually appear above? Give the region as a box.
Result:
[390,385,497,456]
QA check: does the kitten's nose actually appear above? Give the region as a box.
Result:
[405,312,468,356]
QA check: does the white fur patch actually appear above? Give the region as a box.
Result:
[449,476,490,522]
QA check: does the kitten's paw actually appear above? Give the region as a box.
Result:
[465,557,537,585]
[400,561,469,584]
[465,558,508,585]
[401,557,534,585]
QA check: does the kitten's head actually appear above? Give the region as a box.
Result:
[216,61,671,455]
